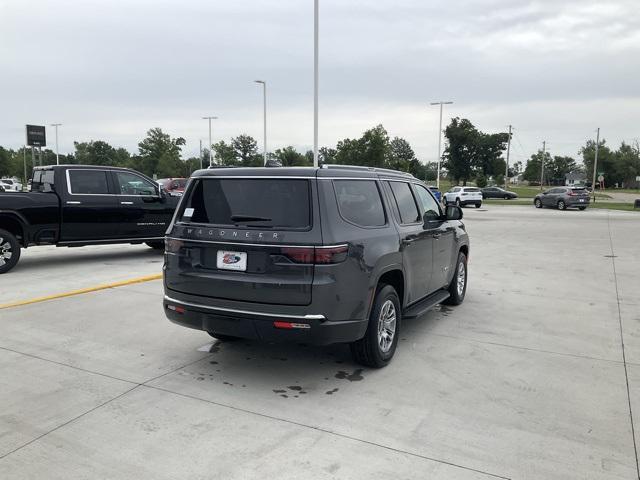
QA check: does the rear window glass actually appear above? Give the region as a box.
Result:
[464,187,480,192]
[334,180,385,227]
[68,170,109,194]
[182,178,311,229]
[388,181,420,224]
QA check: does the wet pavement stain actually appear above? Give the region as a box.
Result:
[273,389,286,394]
[335,369,364,382]
[209,361,219,365]
[326,388,339,395]
[223,381,233,386]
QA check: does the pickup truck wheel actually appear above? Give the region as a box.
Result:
[146,241,164,250]
[443,251,467,306]
[350,284,401,368]
[0,229,20,274]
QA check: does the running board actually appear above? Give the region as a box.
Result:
[402,290,450,319]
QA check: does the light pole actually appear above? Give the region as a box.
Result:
[313,0,319,167]
[254,80,267,165]
[51,123,62,165]
[202,116,218,167]
[505,125,512,190]
[591,128,600,202]
[540,141,546,190]
[430,101,453,189]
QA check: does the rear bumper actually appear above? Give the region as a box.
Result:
[459,199,482,205]
[163,294,368,345]
[566,199,590,207]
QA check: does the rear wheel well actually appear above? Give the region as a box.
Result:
[378,270,404,307]
[0,216,25,246]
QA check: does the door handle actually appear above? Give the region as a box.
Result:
[66,201,81,205]
[120,201,134,205]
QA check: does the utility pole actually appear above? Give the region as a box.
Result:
[313,0,319,167]
[539,141,546,190]
[591,127,600,203]
[199,139,203,170]
[254,80,267,165]
[505,125,512,190]
[202,116,218,167]
[50,123,62,165]
[430,101,453,189]
[23,146,27,185]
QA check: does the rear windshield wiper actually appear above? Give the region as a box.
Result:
[230,215,273,222]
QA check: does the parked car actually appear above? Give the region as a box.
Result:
[163,165,470,368]
[157,178,187,196]
[0,184,4,192]
[1,178,22,192]
[0,165,180,273]
[428,186,442,202]
[443,186,483,208]
[482,187,518,199]
[534,187,590,210]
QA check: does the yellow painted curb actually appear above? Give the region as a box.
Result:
[0,273,163,310]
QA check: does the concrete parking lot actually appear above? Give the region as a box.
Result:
[1,206,638,479]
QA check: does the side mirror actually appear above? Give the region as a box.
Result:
[445,205,463,221]
[158,183,167,202]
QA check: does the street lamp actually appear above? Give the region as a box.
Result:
[254,80,267,166]
[50,123,62,165]
[430,101,453,189]
[202,116,218,167]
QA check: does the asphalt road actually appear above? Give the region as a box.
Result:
[1,206,638,479]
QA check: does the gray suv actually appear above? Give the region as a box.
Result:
[163,165,470,367]
[534,187,590,210]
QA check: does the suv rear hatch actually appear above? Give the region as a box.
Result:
[165,176,320,306]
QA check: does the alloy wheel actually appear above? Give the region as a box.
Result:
[377,300,397,354]
[457,260,466,296]
[0,237,12,267]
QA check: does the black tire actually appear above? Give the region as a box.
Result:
[504,195,510,200]
[146,241,164,250]
[578,206,587,211]
[350,284,401,368]
[534,198,542,208]
[475,203,481,208]
[207,332,240,341]
[0,229,21,274]
[557,200,566,210]
[443,251,468,306]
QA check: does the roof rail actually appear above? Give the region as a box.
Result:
[320,164,414,178]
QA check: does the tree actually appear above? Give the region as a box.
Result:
[335,124,390,167]
[137,128,186,177]
[614,142,640,188]
[212,140,237,166]
[74,141,129,167]
[231,134,260,166]
[272,146,310,166]
[474,132,509,176]
[581,139,614,186]
[546,156,578,184]
[319,147,337,164]
[442,118,478,185]
[387,137,416,172]
[523,150,552,184]
[0,147,11,177]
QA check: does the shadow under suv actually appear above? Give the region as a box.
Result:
[163,165,470,367]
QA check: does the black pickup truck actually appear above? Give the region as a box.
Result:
[0,165,179,273]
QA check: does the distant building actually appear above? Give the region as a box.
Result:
[565,171,586,186]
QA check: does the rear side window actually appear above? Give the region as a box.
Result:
[182,178,311,229]
[334,180,385,227]
[32,170,55,192]
[464,187,480,192]
[68,170,109,194]
[388,181,420,224]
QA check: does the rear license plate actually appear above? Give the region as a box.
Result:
[216,251,247,271]
[579,199,585,202]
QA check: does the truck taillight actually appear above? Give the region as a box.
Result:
[280,245,348,264]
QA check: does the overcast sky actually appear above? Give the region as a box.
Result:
[1,0,639,165]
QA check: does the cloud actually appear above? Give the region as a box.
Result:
[0,0,638,163]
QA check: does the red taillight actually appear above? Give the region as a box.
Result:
[280,245,348,264]
[273,321,310,329]
[568,191,576,196]
[314,245,348,264]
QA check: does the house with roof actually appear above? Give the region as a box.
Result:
[565,171,586,187]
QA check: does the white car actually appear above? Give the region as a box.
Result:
[0,178,22,192]
[443,186,483,208]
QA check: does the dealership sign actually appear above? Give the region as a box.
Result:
[25,125,46,147]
